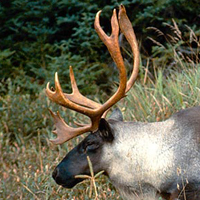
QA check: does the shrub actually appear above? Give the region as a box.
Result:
[1,0,200,95]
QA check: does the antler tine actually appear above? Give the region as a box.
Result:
[49,109,91,144]
[46,72,98,116]
[46,69,102,144]
[94,8,127,113]
[64,66,101,109]
[118,5,140,93]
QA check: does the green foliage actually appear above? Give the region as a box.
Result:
[46,40,104,95]
[0,0,105,95]
[0,79,52,143]
[147,19,200,72]
[124,66,200,123]
[0,0,199,95]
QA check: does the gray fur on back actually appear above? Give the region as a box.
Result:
[100,106,200,200]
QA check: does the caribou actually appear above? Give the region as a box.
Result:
[46,5,200,200]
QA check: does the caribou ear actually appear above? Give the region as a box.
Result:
[109,108,123,121]
[99,118,114,142]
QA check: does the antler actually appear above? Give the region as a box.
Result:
[46,5,140,145]
[118,5,140,92]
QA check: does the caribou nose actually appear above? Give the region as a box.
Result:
[52,167,59,180]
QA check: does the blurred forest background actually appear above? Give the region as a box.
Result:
[0,0,200,199]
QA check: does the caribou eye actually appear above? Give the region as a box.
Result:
[84,142,99,152]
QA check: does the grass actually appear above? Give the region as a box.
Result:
[1,65,200,200]
[124,66,200,123]
[0,131,121,200]
[1,22,200,200]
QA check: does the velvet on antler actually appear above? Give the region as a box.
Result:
[46,5,140,144]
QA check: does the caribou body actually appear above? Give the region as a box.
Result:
[46,5,200,200]
[52,108,200,200]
